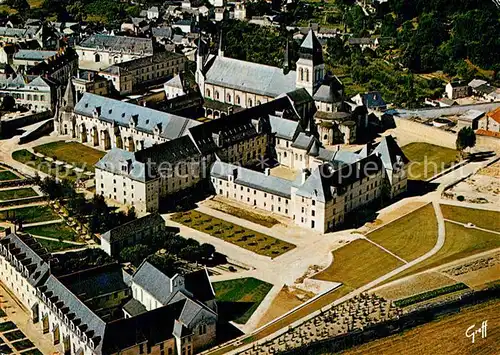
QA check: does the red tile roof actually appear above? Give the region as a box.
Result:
[486,107,500,124]
[476,129,500,138]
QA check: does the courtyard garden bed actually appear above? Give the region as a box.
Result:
[3,330,25,342]
[0,188,38,201]
[35,238,82,253]
[213,277,273,324]
[24,223,76,241]
[0,171,19,181]
[171,210,295,258]
[11,339,34,351]
[0,321,16,332]
[33,141,105,172]
[0,205,59,224]
[12,150,81,183]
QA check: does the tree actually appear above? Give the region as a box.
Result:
[119,244,151,266]
[456,127,476,153]
[2,95,15,111]
[5,0,29,12]
[148,254,177,276]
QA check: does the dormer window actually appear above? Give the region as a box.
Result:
[92,106,101,118]
[129,114,138,128]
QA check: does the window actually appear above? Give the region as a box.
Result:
[226,93,231,103]
[236,95,240,104]
[248,98,253,107]
[300,68,304,81]
[311,210,315,217]
[95,53,100,62]
[215,91,219,100]
[305,69,309,82]
[206,88,211,97]
[312,200,315,206]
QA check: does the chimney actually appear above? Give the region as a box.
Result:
[301,169,309,184]
[264,168,270,176]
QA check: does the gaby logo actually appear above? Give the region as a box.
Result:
[465,320,488,344]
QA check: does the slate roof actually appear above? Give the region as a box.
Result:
[184,268,215,303]
[13,50,57,61]
[296,155,383,203]
[292,132,316,150]
[355,92,386,109]
[100,51,184,75]
[74,93,200,140]
[95,149,149,182]
[371,135,409,182]
[204,56,296,97]
[123,298,147,317]
[102,300,185,353]
[152,27,172,38]
[101,213,165,243]
[459,109,484,122]
[269,115,302,140]
[135,135,200,166]
[211,161,293,198]
[0,233,50,287]
[0,26,37,38]
[475,84,496,95]
[165,73,184,89]
[41,275,107,351]
[132,261,173,304]
[58,264,129,302]
[78,34,153,55]
[299,29,323,65]
[468,79,487,88]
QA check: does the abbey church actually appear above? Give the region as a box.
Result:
[196,29,344,113]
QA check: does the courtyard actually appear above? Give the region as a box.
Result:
[171,210,295,258]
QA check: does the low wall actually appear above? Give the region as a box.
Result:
[0,110,51,137]
[0,195,47,208]
[393,117,456,148]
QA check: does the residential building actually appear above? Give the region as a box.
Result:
[13,48,78,83]
[0,231,217,355]
[76,34,154,71]
[72,72,110,99]
[445,81,470,100]
[99,51,187,95]
[478,107,500,133]
[164,73,188,99]
[0,75,55,112]
[351,92,387,112]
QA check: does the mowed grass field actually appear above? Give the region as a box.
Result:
[313,239,405,290]
[33,141,105,171]
[0,170,20,181]
[341,298,500,355]
[213,277,273,324]
[171,210,295,258]
[441,204,500,232]
[402,142,459,180]
[389,222,500,281]
[24,223,77,241]
[0,205,59,224]
[366,204,437,261]
[35,238,81,253]
[0,188,38,201]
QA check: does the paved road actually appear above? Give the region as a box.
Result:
[391,101,500,119]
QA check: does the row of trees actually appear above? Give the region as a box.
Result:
[119,229,216,272]
[35,175,136,233]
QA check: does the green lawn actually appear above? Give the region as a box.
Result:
[0,188,38,201]
[12,150,80,182]
[213,278,273,324]
[389,222,500,281]
[313,239,405,290]
[24,223,76,241]
[402,142,460,180]
[171,210,295,258]
[0,205,59,224]
[366,204,438,261]
[33,141,105,172]
[35,238,82,253]
[441,205,500,232]
[0,171,19,181]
